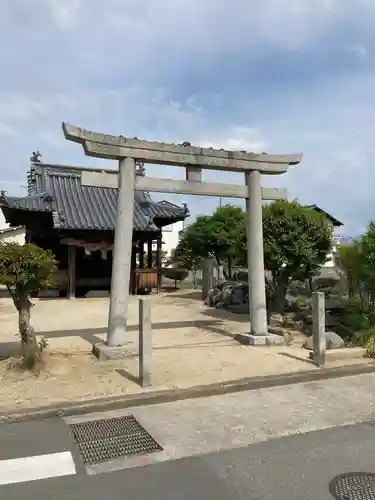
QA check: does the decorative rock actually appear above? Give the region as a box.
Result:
[227,303,249,314]
[326,331,345,349]
[231,283,248,305]
[303,331,345,350]
[221,286,233,305]
[269,313,283,327]
[232,270,248,282]
[204,281,249,311]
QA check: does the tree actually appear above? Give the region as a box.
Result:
[176,205,245,278]
[339,222,375,324]
[261,201,333,314]
[0,242,57,364]
[338,240,363,299]
[176,201,332,316]
[172,238,202,287]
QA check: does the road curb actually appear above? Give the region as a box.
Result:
[1,362,375,424]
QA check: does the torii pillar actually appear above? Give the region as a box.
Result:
[62,122,302,358]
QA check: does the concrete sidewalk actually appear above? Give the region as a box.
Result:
[3,421,375,499]
[1,371,375,491]
[63,370,375,475]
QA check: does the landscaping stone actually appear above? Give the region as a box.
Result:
[232,269,248,282]
[204,281,249,310]
[326,331,346,349]
[231,284,248,305]
[269,313,283,327]
[303,331,345,350]
[227,303,249,314]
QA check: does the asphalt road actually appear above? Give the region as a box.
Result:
[2,418,375,500]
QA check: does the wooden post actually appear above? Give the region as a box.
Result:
[156,234,162,293]
[311,291,326,366]
[139,298,152,387]
[131,243,137,294]
[67,246,76,299]
[147,239,153,268]
[139,240,144,269]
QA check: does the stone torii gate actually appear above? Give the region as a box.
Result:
[62,123,302,359]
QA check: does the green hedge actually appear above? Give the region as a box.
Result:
[162,268,189,281]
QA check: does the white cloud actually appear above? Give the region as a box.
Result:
[345,44,370,60]
[44,0,82,30]
[1,0,375,236]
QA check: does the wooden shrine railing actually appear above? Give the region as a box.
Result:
[133,268,158,293]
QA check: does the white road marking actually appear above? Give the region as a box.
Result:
[0,451,76,485]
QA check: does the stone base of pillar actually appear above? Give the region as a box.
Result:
[92,341,136,361]
[236,333,285,346]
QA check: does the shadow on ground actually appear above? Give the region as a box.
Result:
[200,307,250,323]
[162,290,202,300]
[0,319,240,360]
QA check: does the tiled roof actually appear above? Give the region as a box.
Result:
[1,163,189,232]
[307,204,343,227]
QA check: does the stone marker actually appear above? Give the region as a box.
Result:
[312,291,326,366]
[202,258,214,300]
[139,298,152,387]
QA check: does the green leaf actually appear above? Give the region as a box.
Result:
[0,242,57,295]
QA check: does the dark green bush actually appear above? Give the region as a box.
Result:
[162,268,189,281]
[341,299,368,331]
[290,298,311,313]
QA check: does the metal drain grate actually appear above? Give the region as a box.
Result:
[330,473,375,500]
[70,415,163,465]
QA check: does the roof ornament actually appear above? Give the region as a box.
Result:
[30,151,42,163]
[135,160,145,176]
[180,141,191,147]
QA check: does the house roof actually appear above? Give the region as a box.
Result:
[0,163,189,232]
[0,225,24,235]
[308,205,343,227]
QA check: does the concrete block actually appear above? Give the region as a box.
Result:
[139,298,152,387]
[264,334,286,346]
[185,166,202,182]
[312,291,326,366]
[92,342,136,361]
[235,333,285,346]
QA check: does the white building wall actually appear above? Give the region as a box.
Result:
[322,222,340,268]
[152,220,184,259]
[0,211,25,244]
[162,220,184,258]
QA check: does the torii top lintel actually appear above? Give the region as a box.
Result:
[62,122,302,175]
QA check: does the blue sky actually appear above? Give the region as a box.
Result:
[1,0,375,236]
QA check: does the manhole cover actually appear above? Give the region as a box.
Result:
[330,473,375,500]
[70,415,163,465]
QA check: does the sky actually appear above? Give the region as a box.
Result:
[1,0,375,236]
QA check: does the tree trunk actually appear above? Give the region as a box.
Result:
[17,295,37,357]
[269,276,288,317]
[192,269,197,289]
[227,256,232,280]
[308,277,314,295]
[274,286,287,314]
